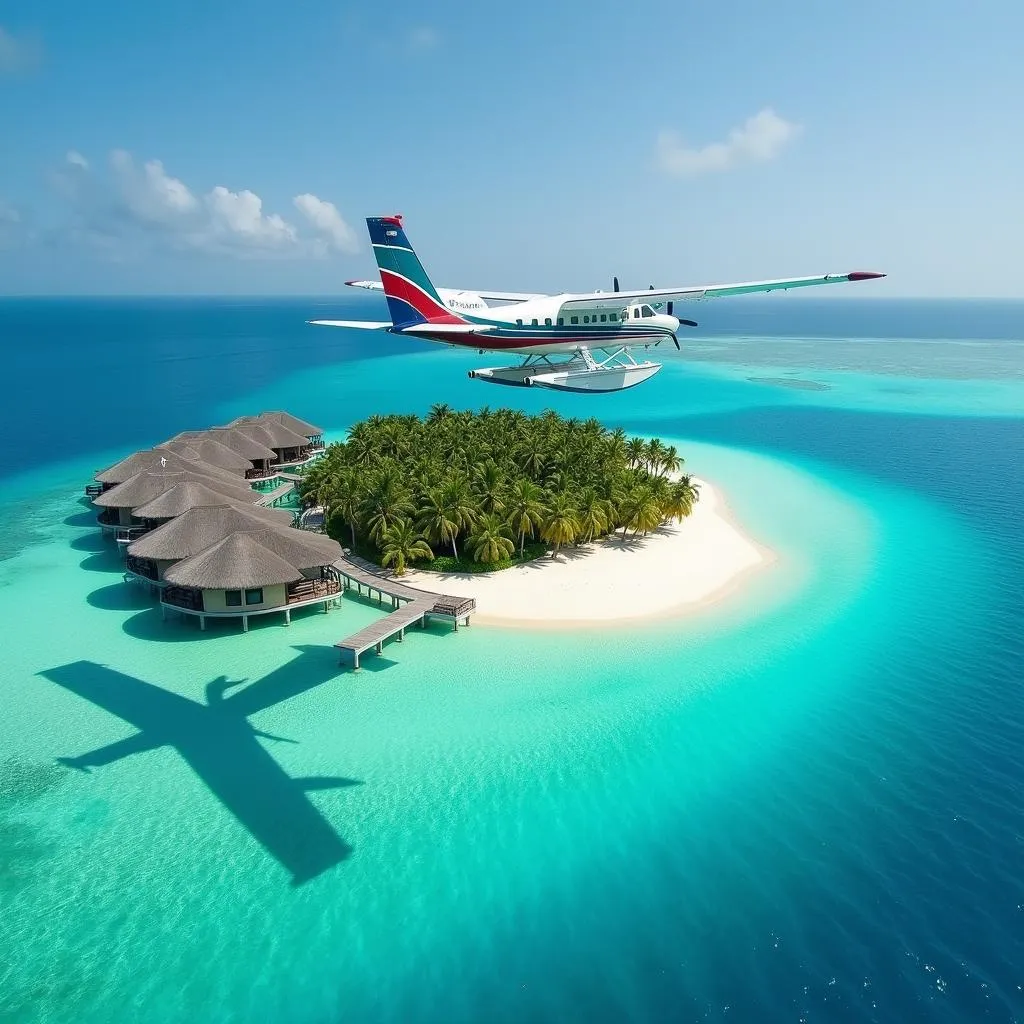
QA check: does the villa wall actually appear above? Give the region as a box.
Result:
[202,583,287,613]
[155,559,177,581]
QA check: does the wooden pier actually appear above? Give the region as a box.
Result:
[254,481,296,507]
[331,555,475,669]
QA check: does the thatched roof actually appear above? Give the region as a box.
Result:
[132,481,258,520]
[93,469,256,510]
[164,437,252,474]
[128,504,294,560]
[164,532,305,590]
[244,526,342,568]
[205,427,277,461]
[95,447,245,486]
[262,411,323,438]
[231,418,310,451]
[230,411,322,439]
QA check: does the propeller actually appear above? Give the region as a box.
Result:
[666,300,697,328]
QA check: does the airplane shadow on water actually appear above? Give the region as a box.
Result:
[39,646,363,887]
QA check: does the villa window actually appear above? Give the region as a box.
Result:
[225,589,242,607]
[570,316,579,325]
[245,588,264,606]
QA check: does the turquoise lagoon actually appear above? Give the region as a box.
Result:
[1,298,1023,1022]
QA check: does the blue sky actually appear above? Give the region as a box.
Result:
[1,0,1022,296]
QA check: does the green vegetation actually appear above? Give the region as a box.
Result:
[301,406,699,575]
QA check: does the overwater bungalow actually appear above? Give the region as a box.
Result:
[203,427,280,481]
[91,446,246,493]
[162,436,253,476]
[160,528,343,631]
[129,480,289,537]
[261,411,325,451]
[229,418,313,470]
[92,468,260,537]
[125,503,301,584]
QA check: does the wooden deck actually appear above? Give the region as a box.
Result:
[253,481,295,507]
[331,554,475,669]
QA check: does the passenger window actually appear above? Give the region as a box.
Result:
[600,314,607,322]
[531,319,538,326]
[609,312,617,321]
[544,318,551,326]
[557,318,564,326]
[570,316,579,325]
[516,319,523,327]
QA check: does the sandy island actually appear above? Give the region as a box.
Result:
[402,478,774,628]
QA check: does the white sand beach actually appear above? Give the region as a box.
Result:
[402,478,773,628]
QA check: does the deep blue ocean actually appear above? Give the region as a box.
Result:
[1,296,1023,1023]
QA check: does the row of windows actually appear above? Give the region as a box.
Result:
[515,312,622,328]
[225,587,264,606]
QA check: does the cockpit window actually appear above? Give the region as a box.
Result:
[641,304,654,317]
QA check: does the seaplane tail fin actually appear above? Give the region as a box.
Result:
[367,215,464,328]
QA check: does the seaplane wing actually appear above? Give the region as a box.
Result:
[345,279,543,304]
[557,271,886,310]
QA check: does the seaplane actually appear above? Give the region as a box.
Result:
[310,215,885,394]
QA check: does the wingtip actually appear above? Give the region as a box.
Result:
[848,271,887,281]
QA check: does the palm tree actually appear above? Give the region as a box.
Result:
[359,468,413,544]
[620,485,663,537]
[663,476,699,522]
[416,487,462,560]
[327,468,362,547]
[473,460,506,515]
[541,492,579,556]
[576,486,610,543]
[380,520,433,576]
[660,444,682,477]
[625,436,647,469]
[506,479,546,556]
[469,514,516,565]
[427,403,452,425]
[644,438,666,474]
[519,447,546,479]
[441,477,478,557]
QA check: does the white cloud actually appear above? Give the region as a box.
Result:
[0,25,42,74]
[656,108,800,177]
[47,149,356,260]
[206,186,297,249]
[110,150,199,228]
[293,193,358,253]
[408,26,439,50]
